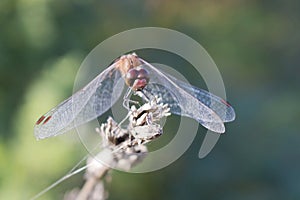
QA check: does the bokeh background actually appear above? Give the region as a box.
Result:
[1,0,300,199]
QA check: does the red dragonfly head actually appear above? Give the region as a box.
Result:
[116,53,150,91]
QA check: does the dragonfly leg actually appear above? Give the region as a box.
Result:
[122,88,132,110]
[123,88,142,110]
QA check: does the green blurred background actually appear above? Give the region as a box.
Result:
[1,0,300,199]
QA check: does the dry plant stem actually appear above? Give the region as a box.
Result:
[76,178,100,200]
[76,166,109,200]
[65,97,170,200]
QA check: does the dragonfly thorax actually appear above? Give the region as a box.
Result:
[115,53,142,76]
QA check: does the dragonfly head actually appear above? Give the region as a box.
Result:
[125,67,150,91]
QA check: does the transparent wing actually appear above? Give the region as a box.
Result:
[139,59,225,133]
[167,75,235,122]
[34,64,124,140]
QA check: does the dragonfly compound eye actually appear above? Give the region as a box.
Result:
[137,68,150,83]
[131,68,150,90]
[125,69,139,86]
[125,68,151,90]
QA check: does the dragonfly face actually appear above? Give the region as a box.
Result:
[125,68,150,91]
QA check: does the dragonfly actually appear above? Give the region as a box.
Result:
[34,53,235,140]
